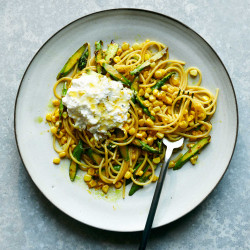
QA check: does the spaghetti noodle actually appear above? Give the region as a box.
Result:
[46,40,218,197]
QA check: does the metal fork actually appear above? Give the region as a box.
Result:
[139,137,184,250]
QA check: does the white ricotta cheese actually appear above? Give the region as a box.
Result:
[62,73,133,140]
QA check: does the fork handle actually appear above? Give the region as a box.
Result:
[139,149,173,250]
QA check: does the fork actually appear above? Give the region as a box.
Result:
[139,137,184,250]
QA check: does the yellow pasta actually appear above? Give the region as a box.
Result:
[46,40,218,197]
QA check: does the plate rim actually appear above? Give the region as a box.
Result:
[14,8,239,232]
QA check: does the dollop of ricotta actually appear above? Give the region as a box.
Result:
[62,73,133,140]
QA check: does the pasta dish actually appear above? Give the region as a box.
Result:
[45,40,219,197]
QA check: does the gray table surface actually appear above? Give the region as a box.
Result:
[1,0,249,249]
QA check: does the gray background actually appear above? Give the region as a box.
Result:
[1,0,249,249]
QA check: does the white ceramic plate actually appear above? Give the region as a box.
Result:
[15,9,238,232]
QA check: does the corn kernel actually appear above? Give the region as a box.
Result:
[138,89,145,96]
[138,119,144,126]
[46,113,52,122]
[113,56,121,63]
[115,181,122,189]
[99,59,106,66]
[141,131,147,138]
[152,89,159,97]
[87,168,95,176]
[201,125,206,131]
[59,151,66,158]
[153,106,161,113]
[153,157,161,164]
[156,91,164,99]
[156,132,164,139]
[168,86,174,94]
[137,108,143,116]
[147,136,154,146]
[53,157,60,164]
[163,96,172,105]
[188,115,194,121]
[117,48,122,56]
[187,143,195,148]
[55,121,60,127]
[102,185,109,194]
[136,133,143,139]
[51,126,57,134]
[51,116,56,123]
[144,53,151,60]
[170,77,179,86]
[132,42,140,50]
[137,170,144,176]
[198,113,206,120]
[143,100,150,107]
[62,112,67,119]
[169,160,175,168]
[150,110,155,116]
[61,136,67,144]
[179,121,188,129]
[190,110,195,115]
[154,69,165,79]
[190,69,198,77]
[162,105,167,111]
[146,118,154,127]
[52,99,60,106]
[126,118,132,124]
[161,85,168,91]
[124,171,132,179]
[145,88,151,94]
[183,109,188,115]
[71,144,76,151]
[88,179,97,188]
[152,175,159,182]
[144,92,150,99]
[128,127,136,135]
[150,62,156,68]
[121,42,129,51]
[149,95,156,102]
[190,155,198,165]
[123,123,130,131]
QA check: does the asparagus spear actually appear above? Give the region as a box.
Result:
[103,63,131,86]
[131,76,139,103]
[57,43,88,79]
[173,136,211,170]
[95,40,103,73]
[69,140,85,181]
[151,72,175,90]
[135,95,155,121]
[129,165,151,196]
[105,40,119,64]
[85,148,103,165]
[130,48,168,75]
[132,139,160,154]
[78,46,89,70]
